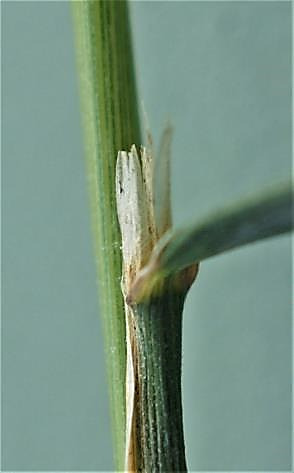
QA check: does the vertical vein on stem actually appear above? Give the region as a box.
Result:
[72,1,141,468]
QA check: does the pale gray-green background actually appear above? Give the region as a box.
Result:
[2,1,292,471]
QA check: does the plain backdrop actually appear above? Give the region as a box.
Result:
[2,1,292,471]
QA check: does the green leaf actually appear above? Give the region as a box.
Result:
[158,181,293,273]
[130,182,293,302]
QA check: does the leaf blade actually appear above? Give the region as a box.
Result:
[159,181,293,273]
[130,182,293,302]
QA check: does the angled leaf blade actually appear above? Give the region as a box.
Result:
[158,182,293,273]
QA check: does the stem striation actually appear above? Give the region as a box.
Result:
[130,276,194,472]
[72,1,141,469]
